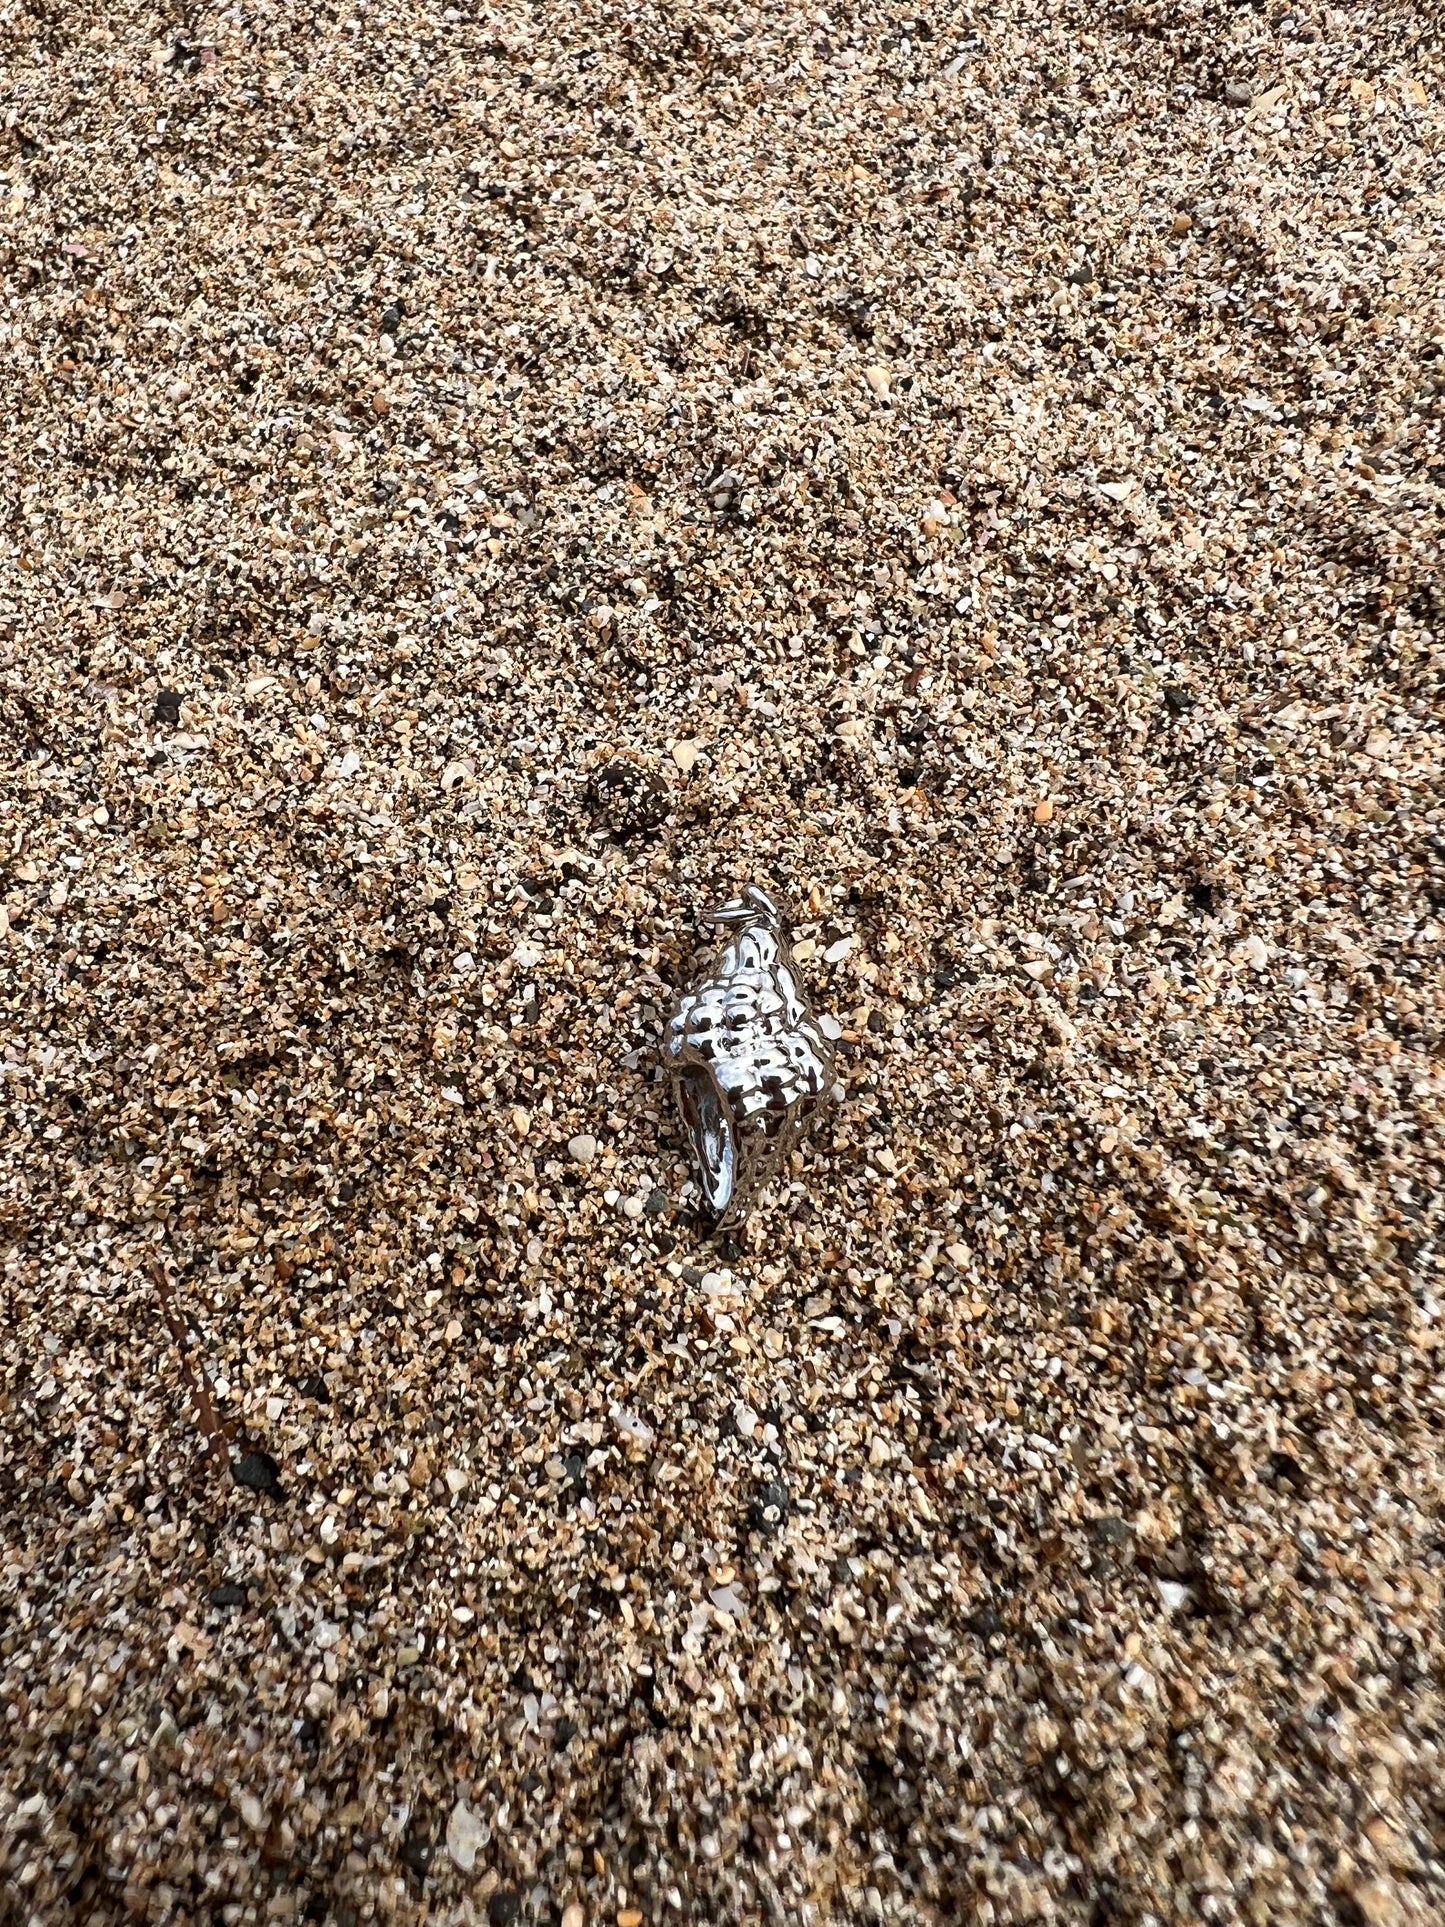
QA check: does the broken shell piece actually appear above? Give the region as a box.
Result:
[663,885,836,1227]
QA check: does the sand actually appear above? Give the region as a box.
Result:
[2,0,1443,1922]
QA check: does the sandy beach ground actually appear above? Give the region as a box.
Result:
[2,0,1443,1922]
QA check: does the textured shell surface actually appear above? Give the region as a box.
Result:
[664,886,835,1225]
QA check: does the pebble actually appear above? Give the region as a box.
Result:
[567,1134,598,1165]
[446,1798,485,1874]
[232,1451,282,1496]
[751,1480,790,1535]
[400,1833,434,1875]
[610,1405,656,1451]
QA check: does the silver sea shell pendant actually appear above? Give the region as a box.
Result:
[663,885,836,1227]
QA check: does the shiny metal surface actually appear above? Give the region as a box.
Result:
[663,885,836,1227]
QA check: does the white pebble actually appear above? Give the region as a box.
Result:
[446,1798,485,1872]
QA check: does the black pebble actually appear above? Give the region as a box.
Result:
[751,1478,790,1535]
[1267,1449,1306,1489]
[1092,1514,1133,1546]
[154,689,183,725]
[643,1187,669,1217]
[1189,879,1216,913]
[554,1717,578,1750]
[234,1451,283,1495]
[488,1892,521,1926]
[400,1835,433,1876]
[209,1583,248,1608]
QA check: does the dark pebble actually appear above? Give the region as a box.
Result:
[1092,1514,1134,1545]
[399,1834,433,1876]
[153,689,183,724]
[209,1583,248,1608]
[1266,1449,1306,1489]
[233,1451,283,1495]
[585,758,670,836]
[643,1187,669,1216]
[488,1892,521,1926]
[750,1478,790,1535]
